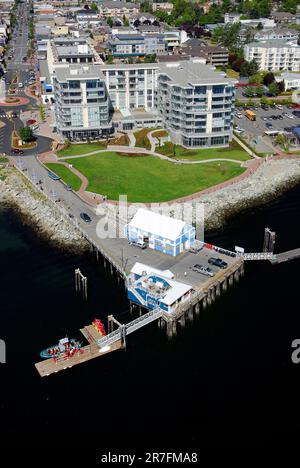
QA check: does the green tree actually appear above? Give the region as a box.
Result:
[275,133,290,151]
[268,82,279,96]
[255,86,265,97]
[212,23,241,51]
[107,16,113,28]
[123,15,129,27]
[90,2,98,10]
[106,54,113,64]
[19,126,34,142]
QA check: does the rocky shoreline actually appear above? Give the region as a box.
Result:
[0,168,88,252]
[198,157,300,231]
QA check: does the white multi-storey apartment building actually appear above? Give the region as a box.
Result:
[53,64,113,140]
[244,40,300,72]
[156,61,235,148]
[53,60,236,148]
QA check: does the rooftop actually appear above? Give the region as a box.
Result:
[245,39,300,48]
[158,60,232,87]
[128,208,188,242]
[54,63,105,81]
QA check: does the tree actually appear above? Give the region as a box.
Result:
[246,86,256,97]
[263,72,275,86]
[123,15,129,27]
[257,22,263,30]
[90,2,98,10]
[275,133,290,151]
[255,86,265,97]
[278,80,285,94]
[106,16,113,28]
[260,96,269,105]
[249,72,263,84]
[106,54,113,64]
[212,23,241,51]
[19,126,34,142]
[268,82,279,96]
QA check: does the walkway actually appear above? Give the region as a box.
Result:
[57,145,247,166]
[39,151,105,206]
[127,131,136,148]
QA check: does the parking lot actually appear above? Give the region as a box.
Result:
[234,104,300,152]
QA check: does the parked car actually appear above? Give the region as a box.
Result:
[208,257,228,269]
[129,240,147,249]
[266,122,273,128]
[11,148,24,154]
[80,212,92,223]
[192,264,215,277]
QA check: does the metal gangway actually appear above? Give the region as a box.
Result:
[97,308,163,348]
[237,252,275,261]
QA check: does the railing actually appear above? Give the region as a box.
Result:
[97,308,163,347]
[237,252,275,261]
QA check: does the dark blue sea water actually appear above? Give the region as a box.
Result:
[1,187,300,455]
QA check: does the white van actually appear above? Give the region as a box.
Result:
[18,82,23,88]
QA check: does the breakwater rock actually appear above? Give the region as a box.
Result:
[198,158,300,231]
[0,168,88,252]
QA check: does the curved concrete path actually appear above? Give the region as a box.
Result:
[57,145,248,166]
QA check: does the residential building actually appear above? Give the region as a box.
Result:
[76,9,100,26]
[156,60,235,148]
[100,1,139,19]
[224,12,241,24]
[275,72,300,91]
[53,64,113,140]
[179,40,229,66]
[108,34,166,57]
[47,37,102,75]
[52,58,235,148]
[244,40,300,72]
[253,28,298,42]
[151,2,174,14]
[271,11,295,24]
[130,13,157,26]
[100,62,159,111]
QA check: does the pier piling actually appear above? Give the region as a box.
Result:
[75,268,87,301]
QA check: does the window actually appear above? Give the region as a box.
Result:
[194,86,206,94]
[213,85,225,94]
[69,81,80,89]
[211,136,225,145]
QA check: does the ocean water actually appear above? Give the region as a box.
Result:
[0,187,300,452]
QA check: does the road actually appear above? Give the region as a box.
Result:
[0,1,52,156]
[6,2,30,71]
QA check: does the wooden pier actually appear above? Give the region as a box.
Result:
[270,248,300,264]
[35,324,122,378]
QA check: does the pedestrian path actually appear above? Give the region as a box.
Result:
[127,131,136,148]
[58,146,246,166]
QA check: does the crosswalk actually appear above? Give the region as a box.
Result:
[0,114,12,118]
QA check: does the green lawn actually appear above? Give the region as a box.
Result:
[157,141,250,162]
[0,156,8,163]
[46,163,82,191]
[59,152,245,202]
[57,142,107,157]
